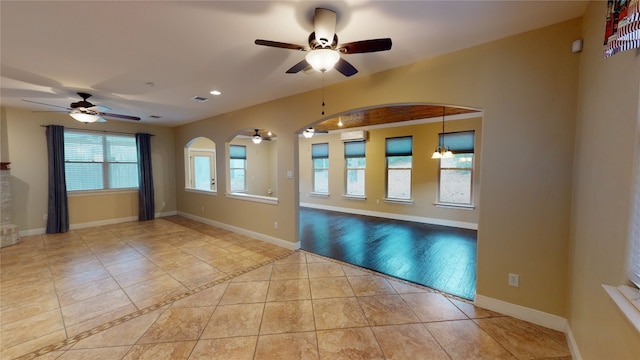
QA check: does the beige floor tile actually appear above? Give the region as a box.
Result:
[309,276,355,299]
[266,278,311,302]
[201,303,264,338]
[0,308,65,349]
[65,304,139,337]
[52,267,111,292]
[274,251,308,264]
[0,294,60,326]
[56,345,132,359]
[348,275,396,296]
[122,341,196,360]
[137,307,214,343]
[94,247,144,267]
[110,263,167,288]
[341,264,369,276]
[1,281,57,308]
[1,270,53,294]
[218,280,269,305]
[449,298,503,319]
[271,263,308,280]
[168,262,227,289]
[255,332,319,360]
[316,327,385,360]
[189,337,257,360]
[426,319,516,360]
[307,262,345,278]
[401,292,468,322]
[357,294,420,325]
[312,297,369,330]
[72,310,164,349]
[231,264,273,282]
[122,274,187,305]
[386,278,431,294]
[260,300,315,334]
[170,282,228,308]
[474,317,571,359]
[60,289,133,326]
[105,257,159,276]
[372,323,450,360]
[57,277,121,307]
[0,329,67,360]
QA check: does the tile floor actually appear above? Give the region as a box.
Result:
[0,216,572,359]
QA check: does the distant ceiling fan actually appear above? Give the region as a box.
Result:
[23,92,141,123]
[255,8,392,77]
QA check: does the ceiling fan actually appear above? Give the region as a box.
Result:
[255,8,392,77]
[23,92,141,123]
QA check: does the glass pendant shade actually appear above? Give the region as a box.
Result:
[305,49,340,72]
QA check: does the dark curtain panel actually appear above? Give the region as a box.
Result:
[45,125,69,233]
[136,133,155,221]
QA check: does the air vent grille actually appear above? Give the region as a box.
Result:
[191,96,209,102]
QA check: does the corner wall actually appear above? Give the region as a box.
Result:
[568,2,640,358]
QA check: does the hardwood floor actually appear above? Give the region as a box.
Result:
[300,207,477,300]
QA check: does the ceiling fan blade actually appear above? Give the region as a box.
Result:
[286,59,311,74]
[334,58,358,77]
[22,99,70,110]
[255,39,308,51]
[98,112,141,121]
[88,105,111,112]
[313,8,336,47]
[338,38,392,54]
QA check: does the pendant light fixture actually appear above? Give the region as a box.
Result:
[251,129,262,144]
[303,127,315,138]
[431,107,454,159]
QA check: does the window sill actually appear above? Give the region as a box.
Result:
[342,195,366,200]
[602,284,640,334]
[185,188,217,196]
[435,202,475,210]
[68,189,137,197]
[384,198,413,205]
[225,192,278,205]
[309,192,329,198]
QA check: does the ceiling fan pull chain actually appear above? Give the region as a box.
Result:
[321,75,325,115]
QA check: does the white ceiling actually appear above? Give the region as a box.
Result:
[1,1,588,127]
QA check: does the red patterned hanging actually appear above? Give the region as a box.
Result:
[604,0,640,57]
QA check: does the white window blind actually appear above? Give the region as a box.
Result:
[64,131,138,191]
[629,132,640,288]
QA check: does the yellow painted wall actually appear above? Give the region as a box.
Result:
[568,2,640,358]
[2,108,176,231]
[175,19,581,318]
[299,117,482,226]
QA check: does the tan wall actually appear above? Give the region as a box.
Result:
[568,2,640,358]
[3,108,176,231]
[299,117,481,225]
[176,19,581,317]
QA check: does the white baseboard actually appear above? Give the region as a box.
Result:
[564,322,583,360]
[18,211,179,237]
[300,202,478,230]
[475,294,568,331]
[177,211,299,250]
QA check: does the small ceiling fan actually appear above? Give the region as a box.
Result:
[255,8,392,77]
[23,92,141,123]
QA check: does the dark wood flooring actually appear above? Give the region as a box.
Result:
[299,207,477,300]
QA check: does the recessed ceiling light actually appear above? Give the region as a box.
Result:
[209,90,221,96]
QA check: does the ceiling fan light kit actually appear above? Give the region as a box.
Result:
[252,129,263,144]
[254,8,392,77]
[432,107,454,159]
[69,109,101,123]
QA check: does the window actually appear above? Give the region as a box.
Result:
[438,131,475,206]
[229,144,246,192]
[312,143,329,193]
[64,130,138,191]
[185,137,216,192]
[345,140,366,196]
[629,138,640,288]
[386,136,412,200]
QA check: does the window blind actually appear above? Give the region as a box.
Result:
[229,144,246,159]
[439,131,475,154]
[344,141,365,158]
[386,136,412,156]
[629,133,640,288]
[312,143,329,158]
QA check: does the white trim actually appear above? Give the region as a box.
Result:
[225,192,278,205]
[602,284,640,333]
[177,211,299,250]
[474,294,568,332]
[18,211,178,237]
[300,202,478,230]
[185,188,218,196]
[565,322,583,360]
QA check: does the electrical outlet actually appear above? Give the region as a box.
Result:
[201,206,205,212]
[162,201,166,208]
[43,214,48,221]
[508,273,520,287]
[274,221,278,229]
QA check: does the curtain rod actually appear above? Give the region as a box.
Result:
[40,125,154,136]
